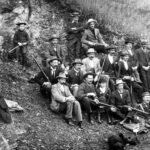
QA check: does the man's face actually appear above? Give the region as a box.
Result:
[117,83,124,90]
[86,75,94,84]
[72,16,79,22]
[123,55,129,61]
[74,64,82,71]
[51,39,58,45]
[143,96,150,104]
[50,60,58,68]
[89,22,95,30]
[126,43,132,50]
[58,78,66,84]
[99,82,107,88]
[19,24,25,31]
[88,52,95,59]
[109,50,115,56]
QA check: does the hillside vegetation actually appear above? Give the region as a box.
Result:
[76,0,150,43]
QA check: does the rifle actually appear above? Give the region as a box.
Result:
[32,55,50,82]
[8,45,20,53]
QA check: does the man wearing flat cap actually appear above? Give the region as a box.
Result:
[67,59,83,97]
[33,56,64,99]
[81,18,108,54]
[51,72,83,128]
[67,10,84,61]
[13,21,29,67]
[136,39,150,92]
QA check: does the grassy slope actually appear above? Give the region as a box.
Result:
[0,1,150,150]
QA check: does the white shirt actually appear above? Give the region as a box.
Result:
[127,49,133,56]
[108,54,113,64]
[100,87,106,94]
[123,60,128,70]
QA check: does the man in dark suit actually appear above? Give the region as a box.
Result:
[110,79,132,124]
[77,72,100,124]
[67,59,83,97]
[33,56,64,98]
[136,40,150,92]
[100,47,118,91]
[81,18,108,53]
[117,51,143,103]
[67,11,84,60]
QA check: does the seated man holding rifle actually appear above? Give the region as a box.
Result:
[31,56,64,99]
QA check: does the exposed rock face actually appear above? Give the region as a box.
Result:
[0,133,10,150]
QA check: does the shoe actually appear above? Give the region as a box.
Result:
[65,118,74,126]
[88,113,94,125]
[78,121,83,129]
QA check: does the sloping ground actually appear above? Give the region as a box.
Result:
[0,0,150,150]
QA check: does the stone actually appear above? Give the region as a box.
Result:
[0,133,10,150]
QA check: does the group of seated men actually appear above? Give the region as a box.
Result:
[28,11,150,129]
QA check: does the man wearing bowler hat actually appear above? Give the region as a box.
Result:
[110,79,133,124]
[81,18,108,54]
[67,10,84,60]
[13,21,29,67]
[67,59,83,97]
[33,56,64,98]
[136,39,150,92]
[77,72,100,124]
[51,72,83,128]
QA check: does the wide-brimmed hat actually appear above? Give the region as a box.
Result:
[87,48,96,54]
[83,72,95,79]
[99,77,107,84]
[142,92,150,97]
[16,21,27,26]
[106,46,117,52]
[140,39,148,46]
[49,34,59,41]
[120,51,129,57]
[56,72,67,79]
[72,59,83,66]
[115,79,125,85]
[47,56,60,64]
[87,18,97,25]
[125,38,134,44]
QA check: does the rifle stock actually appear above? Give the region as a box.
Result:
[32,55,50,82]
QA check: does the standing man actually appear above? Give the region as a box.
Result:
[77,72,99,124]
[67,10,84,60]
[81,18,108,54]
[67,59,83,97]
[13,21,29,67]
[51,72,83,128]
[33,56,64,98]
[136,39,150,92]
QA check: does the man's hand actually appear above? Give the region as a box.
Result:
[93,98,99,104]
[88,41,95,46]
[87,93,96,97]
[104,43,109,47]
[43,82,51,88]
[22,42,27,46]
[110,106,117,112]
[66,96,75,102]
[18,42,23,46]
[142,66,150,71]
[132,66,138,70]
[71,27,77,30]
[123,76,131,80]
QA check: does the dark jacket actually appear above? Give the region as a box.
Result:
[136,48,150,67]
[100,55,117,77]
[67,21,84,40]
[77,81,97,101]
[13,30,29,46]
[34,66,64,86]
[67,68,83,85]
[111,89,131,108]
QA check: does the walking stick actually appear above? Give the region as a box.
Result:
[8,45,20,53]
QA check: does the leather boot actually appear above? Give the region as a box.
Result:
[78,121,83,129]
[65,118,74,126]
[88,113,94,125]
[97,112,102,124]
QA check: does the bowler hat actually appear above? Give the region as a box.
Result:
[56,72,67,79]
[125,38,134,44]
[106,46,117,51]
[99,77,107,83]
[142,92,150,97]
[16,21,27,26]
[140,39,148,46]
[72,59,83,66]
[87,48,96,54]
[49,34,59,41]
[115,79,125,85]
[83,72,95,79]
[87,18,97,25]
[47,56,60,64]
[120,51,129,57]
